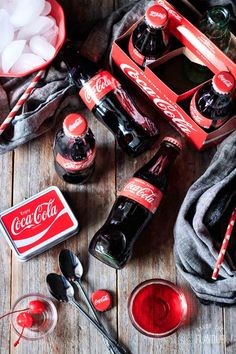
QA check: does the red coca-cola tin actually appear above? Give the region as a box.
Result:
[0,186,79,262]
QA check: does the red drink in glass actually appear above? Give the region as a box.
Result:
[128,279,188,337]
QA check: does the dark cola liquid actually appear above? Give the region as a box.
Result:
[89,140,180,269]
[93,87,159,157]
[54,128,96,184]
[196,82,234,122]
[131,21,168,64]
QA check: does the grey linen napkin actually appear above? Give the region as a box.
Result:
[0,63,80,154]
[174,131,236,305]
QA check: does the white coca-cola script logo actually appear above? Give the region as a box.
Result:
[120,64,197,136]
[124,182,158,204]
[157,0,182,22]
[218,74,233,88]
[69,117,83,132]
[94,295,109,305]
[11,199,57,236]
[149,10,166,20]
[84,76,112,103]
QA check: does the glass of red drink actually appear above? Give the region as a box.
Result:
[128,279,188,338]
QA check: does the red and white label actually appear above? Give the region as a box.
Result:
[79,71,120,110]
[190,92,225,130]
[119,177,163,214]
[128,37,145,67]
[0,188,77,255]
[56,148,96,172]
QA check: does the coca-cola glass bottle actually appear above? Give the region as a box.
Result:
[128,4,170,67]
[190,71,235,130]
[62,43,159,157]
[89,137,182,269]
[53,113,96,184]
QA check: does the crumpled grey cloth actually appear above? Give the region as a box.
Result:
[0,63,80,154]
[174,131,236,305]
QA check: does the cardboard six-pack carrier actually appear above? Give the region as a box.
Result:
[111,0,236,150]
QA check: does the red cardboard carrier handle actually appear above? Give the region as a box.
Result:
[0,0,66,78]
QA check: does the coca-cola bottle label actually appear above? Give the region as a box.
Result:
[79,71,120,110]
[128,36,146,66]
[190,92,225,129]
[56,148,96,172]
[119,177,163,214]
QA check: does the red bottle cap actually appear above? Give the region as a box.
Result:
[63,113,88,138]
[162,137,183,151]
[91,290,112,312]
[212,71,235,95]
[145,5,168,29]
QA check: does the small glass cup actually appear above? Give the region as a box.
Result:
[128,279,188,338]
[11,293,58,341]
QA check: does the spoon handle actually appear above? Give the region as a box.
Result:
[70,299,129,354]
[75,280,116,354]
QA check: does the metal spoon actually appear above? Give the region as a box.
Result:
[59,249,117,354]
[46,274,129,354]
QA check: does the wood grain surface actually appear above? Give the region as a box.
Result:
[0,1,235,354]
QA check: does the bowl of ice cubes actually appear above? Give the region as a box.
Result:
[0,0,66,77]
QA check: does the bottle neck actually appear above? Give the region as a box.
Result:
[62,43,98,88]
[147,143,179,176]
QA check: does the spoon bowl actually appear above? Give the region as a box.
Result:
[46,273,74,302]
[59,249,83,282]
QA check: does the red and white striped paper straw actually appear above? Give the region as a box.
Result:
[0,69,45,136]
[212,206,236,280]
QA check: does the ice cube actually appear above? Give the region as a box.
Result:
[0,9,14,53]
[17,16,54,40]
[41,1,51,16]
[30,35,56,61]
[42,24,58,46]
[11,53,45,74]
[2,39,26,73]
[10,0,45,28]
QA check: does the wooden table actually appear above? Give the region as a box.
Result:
[1,1,236,353]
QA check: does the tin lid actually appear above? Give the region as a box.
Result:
[212,71,235,95]
[145,5,168,29]
[162,136,183,151]
[91,290,112,312]
[0,186,79,261]
[63,113,88,138]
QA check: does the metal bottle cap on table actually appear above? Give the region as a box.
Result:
[91,290,112,312]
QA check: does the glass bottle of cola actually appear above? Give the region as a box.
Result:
[89,137,182,269]
[128,4,170,67]
[185,6,231,84]
[62,43,159,157]
[190,71,235,130]
[53,113,96,184]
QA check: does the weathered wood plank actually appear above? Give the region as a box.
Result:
[10,109,117,354]
[224,307,236,354]
[0,151,13,354]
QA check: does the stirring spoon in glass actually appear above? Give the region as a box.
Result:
[46,274,129,354]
